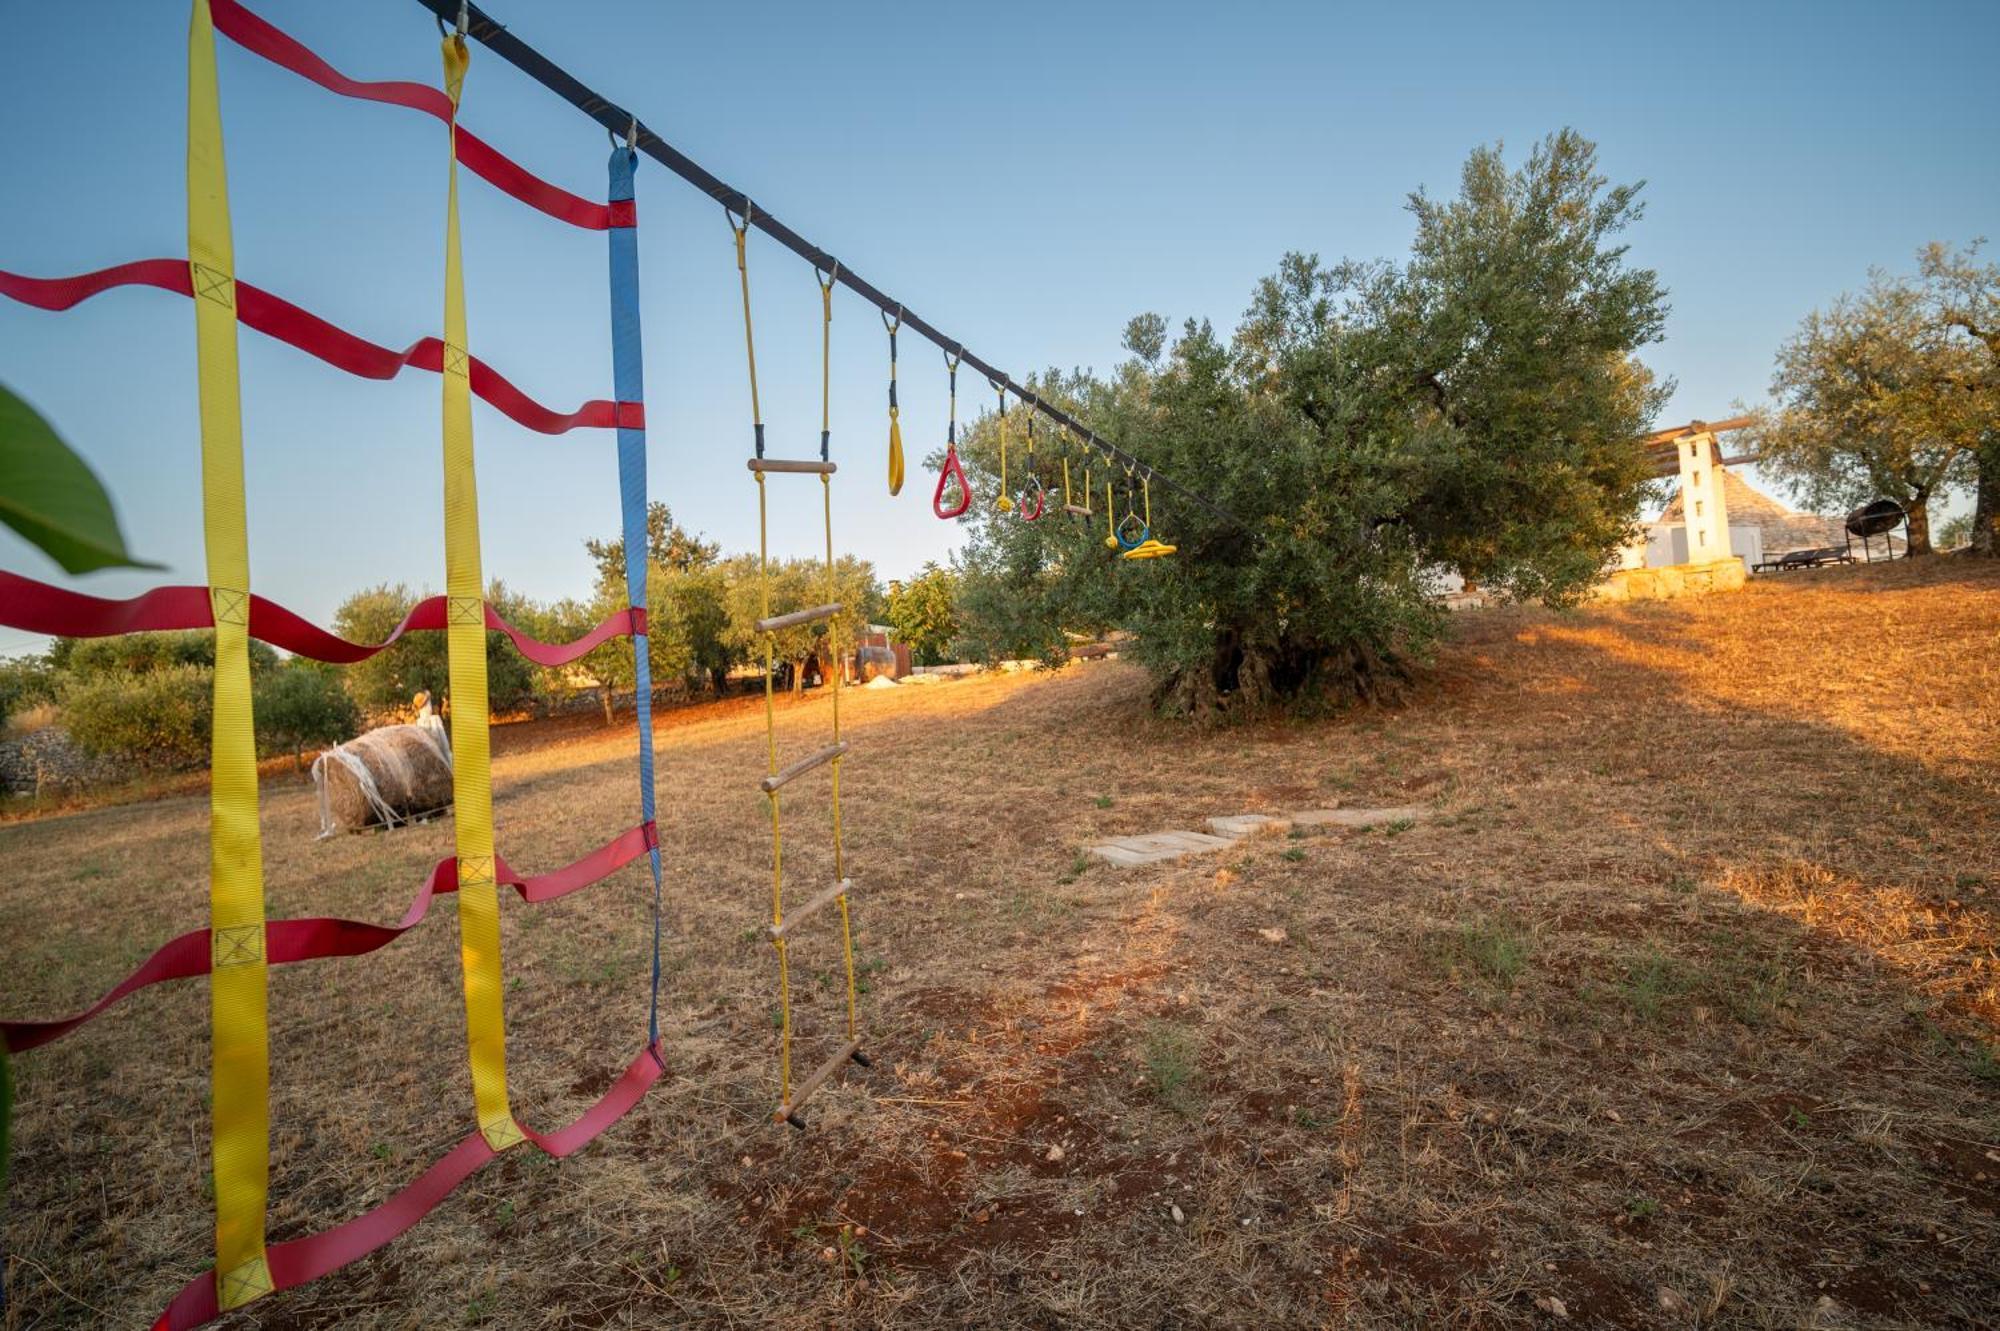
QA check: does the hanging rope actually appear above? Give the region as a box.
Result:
[1061,426,1093,517]
[1115,465,1149,550]
[1122,472,1177,559]
[409,0,1245,537]
[934,349,969,519]
[817,261,837,460]
[992,381,1013,513]
[733,219,869,1126]
[729,202,764,458]
[882,306,903,494]
[1017,414,1046,520]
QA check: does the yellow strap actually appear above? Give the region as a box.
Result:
[188,0,273,1308]
[438,32,520,1155]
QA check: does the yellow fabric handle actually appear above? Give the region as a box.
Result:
[438,32,520,1154]
[188,0,274,1309]
[887,407,904,495]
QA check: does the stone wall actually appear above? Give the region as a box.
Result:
[0,727,128,796]
[1594,557,1748,603]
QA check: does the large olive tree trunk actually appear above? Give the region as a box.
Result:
[1906,493,1934,556]
[1973,447,2000,557]
[1152,632,1410,720]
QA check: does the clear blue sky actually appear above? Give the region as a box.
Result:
[3,0,1995,656]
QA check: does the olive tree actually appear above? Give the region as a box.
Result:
[949,130,1667,717]
[1753,252,1993,555]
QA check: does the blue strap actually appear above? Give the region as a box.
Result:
[607,146,666,1061]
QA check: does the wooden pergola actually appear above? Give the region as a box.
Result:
[1640,415,1757,478]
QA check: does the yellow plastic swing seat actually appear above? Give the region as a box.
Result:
[1122,537,1176,560]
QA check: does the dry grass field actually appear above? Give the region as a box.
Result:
[3,557,1997,1329]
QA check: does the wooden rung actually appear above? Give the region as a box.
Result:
[760,741,847,793]
[1064,504,1094,516]
[747,457,837,475]
[775,1037,865,1128]
[756,602,842,634]
[769,878,850,942]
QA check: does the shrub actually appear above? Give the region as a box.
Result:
[52,630,275,679]
[254,661,360,764]
[61,664,212,770]
[0,653,57,726]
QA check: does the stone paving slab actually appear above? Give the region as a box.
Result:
[1289,806,1427,829]
[1089,806,1429,868]
[1206,814,1284,837]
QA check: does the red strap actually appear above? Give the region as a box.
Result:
[151,1041,665,1330]
[208,0,616,232]
[0,257,188,309]
[0,572,637,668]
[1,823,654,1053]
[933,443,971,519]
[0,263,637,436]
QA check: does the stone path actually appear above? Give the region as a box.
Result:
[1087,806,1428,868]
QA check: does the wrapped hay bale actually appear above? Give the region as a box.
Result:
[311,723,453,836]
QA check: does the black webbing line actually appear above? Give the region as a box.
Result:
[407,0,1243,533]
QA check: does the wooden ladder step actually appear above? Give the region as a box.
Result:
[747,457,837,475]
[769,878,850,942]
[776,1037,867,1129]
[756,602,842,634]
[760,741,847,793]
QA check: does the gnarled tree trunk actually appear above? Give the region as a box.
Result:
[1974,448,2000,557]
[1905,493,1934,556]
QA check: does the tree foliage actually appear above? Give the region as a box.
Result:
[0,653,58,726]
[949,131,1666,716]
[721,554,881,693]
[885,563,961,666]
[253,660,359,764]
[51,629,276,679]
[582,500,719,597]
[655,563,736,693]
[331,582,539,719]
[1918,241,2000,556]
[61,664,212,768]
[1751,246,1994,555]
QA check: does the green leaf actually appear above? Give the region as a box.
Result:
[0,383,159,574]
